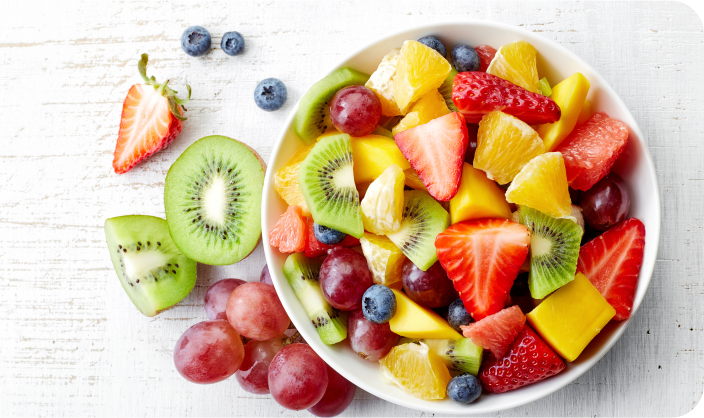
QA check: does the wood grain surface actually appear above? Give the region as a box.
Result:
[0,1,702,416]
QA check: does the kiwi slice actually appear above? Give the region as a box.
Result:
[298,133,363,238]
[371,125,394,139]
[438,67,458,112]
[164,135,265,265]
[283,253,347,345]
[518,205,583,299]
[294,67,370,144]
[422,338,483,376]
[387,190,450,271]
[105,215,197,317]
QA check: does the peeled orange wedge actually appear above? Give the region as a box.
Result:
[505,152,572,218]
[392,89,450,135]
[380,342,451,400]
[360,164,405,234]
[393,40,452,113]
[274,144,314,215]
[359,232,405,290]
[487,41,539,93]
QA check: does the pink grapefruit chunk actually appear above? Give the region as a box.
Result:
[461,305,526,358]
[269,206,306,253]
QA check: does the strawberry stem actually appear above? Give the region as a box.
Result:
[137,53,191,121]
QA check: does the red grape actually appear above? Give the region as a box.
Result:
[236,337,285,394]
[308,365,356,417]
[204,279,246,320]
[579,173,631,231]
[268,343,329,410]
[226,282,290,341]
[173,320,244,384]
[402,259,459,308]
[348,309,399,361]
[329,85,381,137]
[260,264,273,285]
[319,247,373,311]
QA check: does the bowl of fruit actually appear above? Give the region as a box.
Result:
[262,20,660,414]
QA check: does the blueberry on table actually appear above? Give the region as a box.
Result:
[418,35,447,58]
[447,298,473,332]
[221,31,245,56]
[447,373,482,404]
[362,285,397,324]
[181,26,211,57]
[451,44,480,72]
[313,223,346,245]
[254,78,287,111]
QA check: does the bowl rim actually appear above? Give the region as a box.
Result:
[261,19,661,414]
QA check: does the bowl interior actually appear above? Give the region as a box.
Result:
[262,21,660,414]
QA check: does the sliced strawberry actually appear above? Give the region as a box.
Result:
[479,325,565,393]
[475,45,497,72]
[452,72,561,125]
[394,112,468,201]
[269,206,307,253]
[577,218,645,320]
[304,217,360,257]
[461,305,526,358]
[113,54,191,174]
[435,219,530,320]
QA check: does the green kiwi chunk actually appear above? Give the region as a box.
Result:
[422,338,483,376]
[104,215,197,317]
[283,253,347,345]
[519,205,583,299]
[371,125,394,139]
[294,67,370,144]
[164,135,265,265]
[298,134,363,238]
[387,190,450,271]
[438,67,458,112]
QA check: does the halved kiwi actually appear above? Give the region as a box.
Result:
[105,215,197,317]
[438,67,458,112]
[422,338,483,376]
[518,205,583,299]
[298,133,363,238]
[294,67,370,144]
[387,190,450,271]
[164,135,265,265]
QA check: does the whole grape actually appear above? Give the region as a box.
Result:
[308,364,357,417]
[402,259,458,308]
[329,85,381,137]
[348,309,399,361]
[173,320,244,384]
[319,247,373,311]
[226,282,290,341]
[579,173,631,231]
[204,279,246,320]
[268,343,329,410]
[235,337,285,394]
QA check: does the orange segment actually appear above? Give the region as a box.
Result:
[487,41,539,93]
[392,89,450,135]
[379,342,451,400]
[274,145,314,215]
[505,152,572,218]
[393,40,452,113]
[359,232,405,290]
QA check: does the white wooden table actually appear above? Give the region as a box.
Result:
[1,1,702,416]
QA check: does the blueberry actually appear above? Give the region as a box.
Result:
[447,373,482,404]
[447,298,472,332]
[362,285,396,324]
[451,44,480,72]
[181,26,211,57]
[313,223,346,245]
[221,31,245,56]
[254,78,287,111]
[417,35,447,58]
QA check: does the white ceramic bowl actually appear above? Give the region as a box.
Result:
[262,21,661,414]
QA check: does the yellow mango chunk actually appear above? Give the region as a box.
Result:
[537,73,591,151]
[526,273,615,362]
[403,168,427,191]
[359,233,405,290]
[351,135,410,184]
[392,89,450,135]
[576,99,592,126]
[389,289,462,339]
[393,40,452,113]
[366,48,404,116]
[315,128,341,142]
[450,163,511,224]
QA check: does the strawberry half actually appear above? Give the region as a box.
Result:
[435,219,530,320]
[479,325,566,393]
[452,72,561,124]
[304,217,360,257]
[394,112,468,201]
[577,218,646,321]
[113,54,191,174]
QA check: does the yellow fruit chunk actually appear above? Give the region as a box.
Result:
[351,135,410,184]
[487,41,539,93]
[315,128,341,142]
[526,273,615,362]
[506,152,572,218]
[537,73,591,151]
[361,164,405,234]
[389,289,462,339]
[359,233,405,290]
[392,89,450,135]
[576,99,592,126]
[366,48,404,116]
[403,168,427,191]
[450,163,511,224]
[274,144,314,215]
[380,342,451,400]
[474,111,546,185]
[393,40,452,113]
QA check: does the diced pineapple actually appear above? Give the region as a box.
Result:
[351,135,410,184]
[450,163,511,224]
[537,73,590,151]
[392,89,450,135]
[393,40,452,113]
[359,232,405,290]
[365,48,403,116]
[360,164,405,234]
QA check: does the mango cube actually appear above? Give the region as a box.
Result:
[351,135,410,184]
[450,163,511,224]
[526,272,615,362]
[359,233,405,290]
[576,99,592,126]
[389,289,462,339]
[537,73,590,151]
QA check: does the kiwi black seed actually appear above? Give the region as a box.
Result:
[422,338,483,376]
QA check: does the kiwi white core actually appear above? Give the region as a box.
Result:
[531,234,552,257]
[202,175,227,225]
[334,164,355,189]
[122,250,170,280]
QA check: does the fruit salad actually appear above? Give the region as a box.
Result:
[270,36,646,405]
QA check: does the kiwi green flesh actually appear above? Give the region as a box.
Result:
[105,215,197,317]
[298,134,363,238]
[438,68,458,112]
[422,338,483,376]
[387,190,450,271]
[164,135,264,265]
[371,125,394,139]
[519,206,583,299]
[283,253,347,345]
[294,67,370,144]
